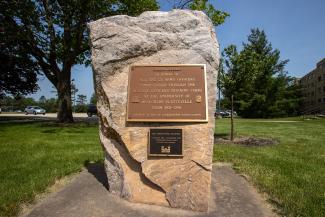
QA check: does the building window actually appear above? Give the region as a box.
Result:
[318,87,322,93]
[323,74,325,80]
[318,76,322,82]
[318,98,321,103]
[323,86,325,92]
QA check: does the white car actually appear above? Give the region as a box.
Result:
[24,106,46,115]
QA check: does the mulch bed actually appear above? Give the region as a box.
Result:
[214,135,278,147]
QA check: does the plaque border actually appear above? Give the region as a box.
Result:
[126,64,208,122]
[148,128,184,157]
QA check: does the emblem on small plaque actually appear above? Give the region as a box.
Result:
[149,129,183,157]
[161,146,171,153]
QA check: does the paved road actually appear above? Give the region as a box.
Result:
[0,112,88,118]
[20,163,276,217]
[0,113,98,123]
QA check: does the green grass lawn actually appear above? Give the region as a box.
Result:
[1,118,324,217]
[0,122,102,217]
[214,117,325,217]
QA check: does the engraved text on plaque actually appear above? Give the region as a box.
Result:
[127,65,208,122]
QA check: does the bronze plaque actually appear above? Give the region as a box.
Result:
[149,129,183,156]
[127,65,208,122]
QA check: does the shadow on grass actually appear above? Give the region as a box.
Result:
[39,121,98,128]
[41,129,59,133]
[214,133,229,138]
[84,161,109,190]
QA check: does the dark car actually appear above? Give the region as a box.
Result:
[87,104,97,117]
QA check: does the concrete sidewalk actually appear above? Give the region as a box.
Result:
[20,163,276,217]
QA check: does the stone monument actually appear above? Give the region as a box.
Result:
[88,10,219,212]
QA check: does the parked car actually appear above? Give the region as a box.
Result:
[215,110,227,117]
[87,104,97,117]
[225,110,237,117]
[24,106,46,115]
[215,110,237,118]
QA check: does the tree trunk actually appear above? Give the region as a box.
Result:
[57,75,74,123]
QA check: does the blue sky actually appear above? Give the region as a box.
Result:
[29,0,325,101]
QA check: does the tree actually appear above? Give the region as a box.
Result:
[0,95,59,113]
[220,28,302,118]
[169,0,229,26]
[0,95,37,111]
[1,0,159,122]
[42,97,58,113]
[39,95,47,104]
[90,93,97,104]
[76,94,87,105]
[75,94,87,112]
[0,30,39,97]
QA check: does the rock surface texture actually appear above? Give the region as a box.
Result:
[88,10,219,212]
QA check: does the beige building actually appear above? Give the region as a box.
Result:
[299,58,325,114]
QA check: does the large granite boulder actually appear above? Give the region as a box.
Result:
[88,10,219,212]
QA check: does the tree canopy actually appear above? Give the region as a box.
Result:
[0,0,159,122]
[219,28,302,118]
[170,0,229,26]
[0,27,39,97]
[1,0,228,121]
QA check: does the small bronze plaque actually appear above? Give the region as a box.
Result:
[149,129,183,157]
[127,65,208,122]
